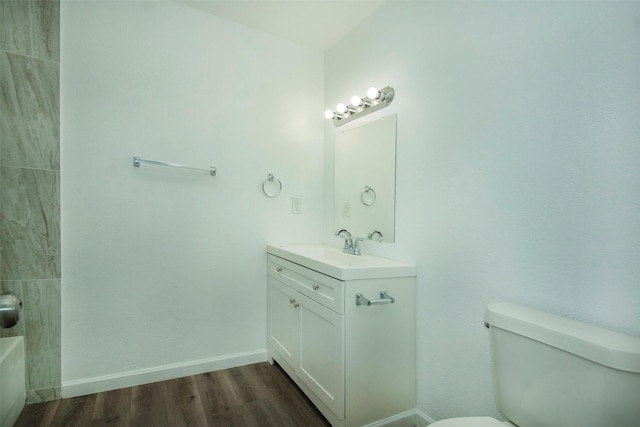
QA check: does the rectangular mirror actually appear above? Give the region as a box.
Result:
[334,114,397,243]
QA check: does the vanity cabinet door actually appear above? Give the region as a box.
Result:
[268,277,300,369]
[269,276,346,421]
[297,292,346,420]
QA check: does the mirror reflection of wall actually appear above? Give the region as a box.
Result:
[334,114,397,243]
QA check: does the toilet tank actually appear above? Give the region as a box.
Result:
[484,302,640,427]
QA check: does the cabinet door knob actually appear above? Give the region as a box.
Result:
[293,302,300,308]
[276,267,283,273]
[312,283,320,291]
[289,297,295,304]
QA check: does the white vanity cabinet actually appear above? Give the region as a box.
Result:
[267,244,417,427]
[268,273,346,418]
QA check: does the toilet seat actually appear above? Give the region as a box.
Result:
[429,416,507,427]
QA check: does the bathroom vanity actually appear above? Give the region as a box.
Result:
[266,244,417,427]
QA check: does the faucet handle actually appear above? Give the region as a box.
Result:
[352,237,365,256]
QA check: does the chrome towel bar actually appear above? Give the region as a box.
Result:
[133,156,217,176]
[355,291,395,306]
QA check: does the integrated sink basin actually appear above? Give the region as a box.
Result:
[267,244,417,280]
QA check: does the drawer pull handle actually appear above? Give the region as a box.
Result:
[312,283,320,291]
[276,267,283,273]
[355,291,395,306]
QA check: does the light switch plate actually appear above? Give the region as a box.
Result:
[342,202,351,217]
[292,197,302,214]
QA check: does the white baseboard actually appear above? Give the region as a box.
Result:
[361,410,417,427]
[3,396,25,427]
[360,408,434,427]
[62,349,267,398]
[415,409,436,426]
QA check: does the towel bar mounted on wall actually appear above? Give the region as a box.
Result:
[133,156,217,176]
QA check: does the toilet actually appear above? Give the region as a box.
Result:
[431,302,640,427]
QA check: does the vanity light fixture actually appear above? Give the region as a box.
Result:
[350,95,371,108]
[336,103,356,115]
[324,110,344,120]
[324,86,394,127]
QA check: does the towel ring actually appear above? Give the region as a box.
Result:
[361,186,376,206]
[262,173,282,198]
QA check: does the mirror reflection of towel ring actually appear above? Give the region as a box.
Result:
[361,185,376,206]
[262,173,282,198]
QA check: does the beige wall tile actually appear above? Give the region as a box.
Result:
[0,167,60,280]
[1,279,61,396]
[0,0,60,61]
[1,52,60,170]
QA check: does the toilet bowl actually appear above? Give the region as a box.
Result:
[429,302,640,427]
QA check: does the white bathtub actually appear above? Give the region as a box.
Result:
[0,337,25,427]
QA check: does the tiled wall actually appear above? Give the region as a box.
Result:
[1,0,61,402]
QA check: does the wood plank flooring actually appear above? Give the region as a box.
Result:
[15,362,331,427]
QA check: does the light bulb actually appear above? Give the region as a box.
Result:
[324,110,335,120]
[351,95,371,108]
[336,103,348,114]
[366,87,380,99]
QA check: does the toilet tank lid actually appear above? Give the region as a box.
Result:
[485,302,640,373]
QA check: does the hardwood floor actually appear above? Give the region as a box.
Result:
[15,362,331,427]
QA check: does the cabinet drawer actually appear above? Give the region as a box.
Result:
[268,254,344,314]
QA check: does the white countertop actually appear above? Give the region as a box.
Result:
[267,243,417,280]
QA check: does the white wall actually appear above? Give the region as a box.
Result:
[324,1,640,422]
[61,0,324,390]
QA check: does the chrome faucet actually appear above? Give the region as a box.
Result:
[335,229,365,256]
[336,228,362,255]
[368,230,383,242]
[335,229,353,253]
